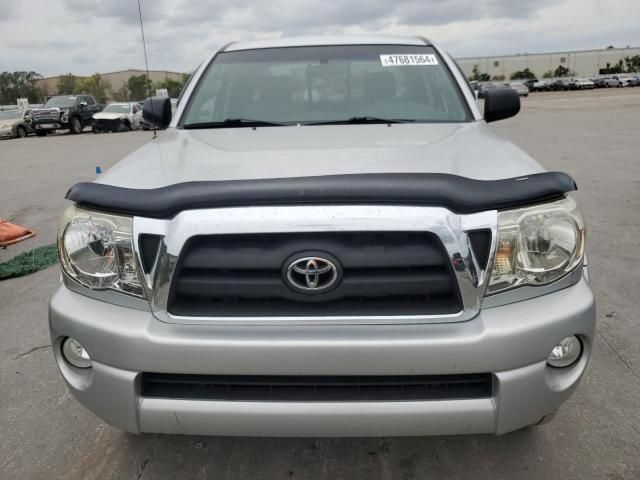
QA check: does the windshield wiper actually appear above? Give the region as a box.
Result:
[183,118,287,129]
[308,116,415,126]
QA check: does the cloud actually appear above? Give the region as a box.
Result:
[62,0,170,24]
[1,0,638,75]
[63,0,556,31]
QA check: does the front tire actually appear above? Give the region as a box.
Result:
[116,119,132,132]
[70,117,83,134]
[16,126,27,138]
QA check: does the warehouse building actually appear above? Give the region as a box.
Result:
[457,46,640,79]
[36,69,185,98]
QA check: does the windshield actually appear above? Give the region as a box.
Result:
[45,96,77,108]
[103,104,130,113]
[0,110,21,120]
[182,45,470,127]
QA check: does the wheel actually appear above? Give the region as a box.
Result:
[16,126,27,138]
[35,130,47,137]
[120,119,132,132]
[70,117,83,134]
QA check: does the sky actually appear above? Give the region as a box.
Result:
[1,0,639,76]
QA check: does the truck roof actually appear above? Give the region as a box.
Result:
[225,35,430,52]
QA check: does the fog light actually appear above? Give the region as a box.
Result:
[61,337,92,368]
[547,335,582,368]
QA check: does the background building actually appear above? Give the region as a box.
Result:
[458,46,640,79]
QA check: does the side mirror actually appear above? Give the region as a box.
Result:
[79,101,87,108]
[143,96,172,129]
[483,87,520,123]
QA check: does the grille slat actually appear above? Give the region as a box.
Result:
[175,268,454,299]
[168,232,462,317]
[179,234,447,270]
[32,110,60,121]
[141,373,494,402]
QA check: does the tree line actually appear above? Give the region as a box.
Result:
[0,71,43,104]
[56,73,190,102]
[0,71,189,105]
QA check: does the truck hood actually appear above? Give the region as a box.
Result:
[97,122,544,189]
[93,112,127,120]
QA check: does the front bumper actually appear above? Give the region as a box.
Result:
[94,118,125,131]
[49,274,595,436]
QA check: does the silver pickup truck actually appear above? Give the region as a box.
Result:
[50,35,595,437]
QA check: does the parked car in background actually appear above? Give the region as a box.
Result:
[569,78,595,90]
[477,81,498,99]
[519,79,538,91]
[469,80,479,97]
[550,78,572,91]
[531,80,551,92]
[92,102,142,133]
[506,81,529,96]
[0,108,34,139]
[618,75,639,87]
[30,95,100,135]
[602,76,623,88]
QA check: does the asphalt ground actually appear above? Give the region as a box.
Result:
[1,88,639,479]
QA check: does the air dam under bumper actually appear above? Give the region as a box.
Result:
[49,274,595,437]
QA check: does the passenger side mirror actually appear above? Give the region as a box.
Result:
[79,101,88,108]
[143,96,172,129]
[483,87,520,123]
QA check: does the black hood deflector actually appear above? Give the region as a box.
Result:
[66,172,577,219]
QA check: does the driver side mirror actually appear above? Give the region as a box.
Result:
[143,96,172,129]
[79,101,88,108]
[483,87,520,123]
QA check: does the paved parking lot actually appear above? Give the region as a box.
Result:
[1,88,639,480]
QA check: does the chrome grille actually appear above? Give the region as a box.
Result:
[141,205,498,324]
[166,232,463,317]
[32,109,60,121]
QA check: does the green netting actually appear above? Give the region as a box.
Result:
[0,244,59,280]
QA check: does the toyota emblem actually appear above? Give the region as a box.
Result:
[285,256,340,293]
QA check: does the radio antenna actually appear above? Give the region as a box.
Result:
[137,0,157,138]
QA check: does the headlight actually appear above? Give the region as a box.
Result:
[57,205,145,298]
[487,196,585,294]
